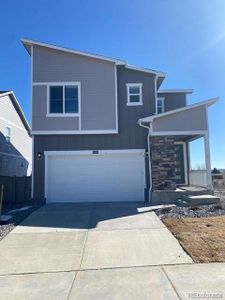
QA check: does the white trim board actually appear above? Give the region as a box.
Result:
[31,130,118,135]
[126,83,143,106]
[0,116,27,132]
[46,82,81,117]
[44,149,145,156]
[158,89,193,94]
[33,79,117,132]
[151,130,207,136]
[21,38,125,64]
[21,38,165,77]
[125,65,166,77]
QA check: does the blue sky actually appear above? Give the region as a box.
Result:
[0,0,224,168]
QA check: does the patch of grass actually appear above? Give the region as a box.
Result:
[163,216,225,263]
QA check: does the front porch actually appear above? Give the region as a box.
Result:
[138,98,218,204]
[149,134,213,204]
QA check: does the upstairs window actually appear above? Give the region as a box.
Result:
[156,97,164,114]
[5,127,11,143]
[48,83,80,115]
[126,83,143,106]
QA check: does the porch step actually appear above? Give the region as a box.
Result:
[151,188,213,205]
[182,194,220,206]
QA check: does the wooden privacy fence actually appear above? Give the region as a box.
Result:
[0,176,31,204]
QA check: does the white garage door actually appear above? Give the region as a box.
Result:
[45,150,146,203]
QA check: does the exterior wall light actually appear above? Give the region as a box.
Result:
[37,152,42,159]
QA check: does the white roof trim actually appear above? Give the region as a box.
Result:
[125,64,166,77]
[0,91,31,133]
[21,38,166,76]
[139,97,218,124]
[21,38,125,64]
[158,89,193,94]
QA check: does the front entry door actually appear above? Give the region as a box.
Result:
[174,144,186,185]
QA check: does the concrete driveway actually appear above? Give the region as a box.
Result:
[0,203,224,299]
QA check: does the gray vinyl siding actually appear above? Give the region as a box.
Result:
[33,85,80,130]
[157,92,186,111]
[153,105,207,132]
[33,66,156,199]
[0,95,32,176]
[32,45,117,131]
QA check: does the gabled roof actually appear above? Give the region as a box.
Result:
[0,91,31,135]
[21,38,166,78]
[139,97,218,124]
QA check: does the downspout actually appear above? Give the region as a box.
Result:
[139,121,153,204]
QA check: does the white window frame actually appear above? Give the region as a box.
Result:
[47,82,81,117]
[156,97,165,114]
[126,83,143,106]
[5,126,11,142]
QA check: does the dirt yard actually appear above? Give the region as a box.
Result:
[163,216,225,263]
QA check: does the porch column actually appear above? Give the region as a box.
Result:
[204,132,213,189]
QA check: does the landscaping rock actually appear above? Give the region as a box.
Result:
[155,191,225,219]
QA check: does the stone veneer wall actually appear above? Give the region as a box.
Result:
[150,136,176,190]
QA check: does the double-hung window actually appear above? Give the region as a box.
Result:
[48,83,80,115]
[156,97,164,114]
[126,83,143,106]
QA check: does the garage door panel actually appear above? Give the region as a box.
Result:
[46,151,145,203]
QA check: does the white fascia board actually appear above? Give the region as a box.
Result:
[21,39,166,77]
[158,89,193,94]
[124,64,166,77]
[138,97,219,124]
[31,130,118,135]
[21,38,125,64]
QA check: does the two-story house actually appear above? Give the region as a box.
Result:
[0,91,31,176]
[21,39,217,204]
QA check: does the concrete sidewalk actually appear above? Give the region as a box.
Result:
[0,264,225,299]
[0,203,223,299]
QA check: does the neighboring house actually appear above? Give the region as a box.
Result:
[21,38,218,203]
[0,91,32,176]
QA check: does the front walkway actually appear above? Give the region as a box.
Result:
[0,203,224,299]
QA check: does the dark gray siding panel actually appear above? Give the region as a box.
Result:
[33,66,156,200]
[158,93,186,111]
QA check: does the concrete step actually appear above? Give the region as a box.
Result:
[182,194,220,206]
